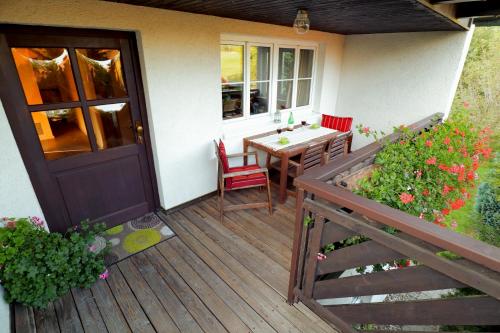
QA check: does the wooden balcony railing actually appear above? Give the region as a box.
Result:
[289,113,500,333]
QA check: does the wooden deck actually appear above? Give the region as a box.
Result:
[13,189,338,333]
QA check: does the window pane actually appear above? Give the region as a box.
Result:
[31,108,91,160]
[278,48,295,80]
[222,84,243,119]
[276,81,293,110]
[250,82,269,115]
[250,46,270,81]
[76,49,127,100]
[89,103,135,149]
[221,45,244,83]
[297,79,312,107]
[298,49,314,78]
[11,48,79,105]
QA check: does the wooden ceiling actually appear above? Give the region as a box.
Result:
[105,0,482,34]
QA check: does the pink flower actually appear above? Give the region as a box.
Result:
[362,127,370,134]
[30,216,45,227]
[426,157,437,165]
[442,184,453,196]
[419,212,424,219]
[317,253,327,261]
[399,193,414,204]
[463,101,470,108]
[88,244,97,253]
[99,269,109,280]
[415,170,422,179]
[451,220,458,229]
[425,140,433,147]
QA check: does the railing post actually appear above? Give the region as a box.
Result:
[288,188,305,304]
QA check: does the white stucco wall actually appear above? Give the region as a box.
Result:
[0,0,345,211]
[335,29,473,149]
[0,101,45,219]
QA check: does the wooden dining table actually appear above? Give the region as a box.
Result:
[243,125,339,204]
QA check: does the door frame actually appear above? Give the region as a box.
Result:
[0,24,160,231]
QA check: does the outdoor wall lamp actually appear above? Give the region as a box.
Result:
[293,9,310,34]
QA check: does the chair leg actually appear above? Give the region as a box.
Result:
[266,177,273,215]
[219,185,225,223]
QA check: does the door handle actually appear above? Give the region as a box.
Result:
[135,121,144,144]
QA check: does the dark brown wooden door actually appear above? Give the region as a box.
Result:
[0,26,158,232]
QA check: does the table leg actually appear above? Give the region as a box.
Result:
[279,155,289,204]
[243,140,249,166]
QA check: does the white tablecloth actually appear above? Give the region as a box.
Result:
[250,127,337,151]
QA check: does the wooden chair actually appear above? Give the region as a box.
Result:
[214,140,272,222]
[324,131,353,163]
[269,139,330,180]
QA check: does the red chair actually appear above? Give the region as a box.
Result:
[214,140,272,222]
[321,114,353,132]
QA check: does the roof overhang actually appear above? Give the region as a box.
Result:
[105,0,498,34]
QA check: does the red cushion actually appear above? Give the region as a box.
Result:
[218,140,230,173]
[226,164,267,190]
[321,115,353,132]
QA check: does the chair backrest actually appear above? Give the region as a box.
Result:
[321,114,353,132]
[298,139,330,175]
[325,131,353,162]
[214,139,230,173]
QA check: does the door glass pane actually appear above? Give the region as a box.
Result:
[221,45,244,83]
[250,46,270,81]
[31,108,91,160]
[89,103,134,150]
[222,84,243,120]
[250,82,269,115]
[276,80,293,110]
[278,48,295,80]
[297,79,312,107]
[298,49,314,78]
[11,48,79,105]
[76,49,127,100]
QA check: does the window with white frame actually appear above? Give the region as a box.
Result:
[221,41,315,121]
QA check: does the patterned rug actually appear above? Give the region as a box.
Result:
[95,213,175,265]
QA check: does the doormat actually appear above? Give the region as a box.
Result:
[97,213,175,265]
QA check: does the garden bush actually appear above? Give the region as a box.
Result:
[0,218,108,308]
[476,182,500,229]
[355,115,493,230]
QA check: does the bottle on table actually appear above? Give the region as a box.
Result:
[287,112,294,131]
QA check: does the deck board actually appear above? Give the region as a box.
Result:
[13,190,337,333]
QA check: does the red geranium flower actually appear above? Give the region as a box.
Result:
[399,193,414,204]
[422,189,430,197]
[463,101,470,108]
[425,140,433,147]
[450,198,465,210]
[448,146,454,153]
[362,127,370,134]
[438,164,449,171]
[426,157,437,165]
[442,208,450,216]
[443,137,451,145]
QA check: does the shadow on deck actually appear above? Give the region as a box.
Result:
[12,189,338,333]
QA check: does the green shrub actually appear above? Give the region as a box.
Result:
[0,218,108,308]
[476,183,500,229]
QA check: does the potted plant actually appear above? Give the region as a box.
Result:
[0,217,109,308]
